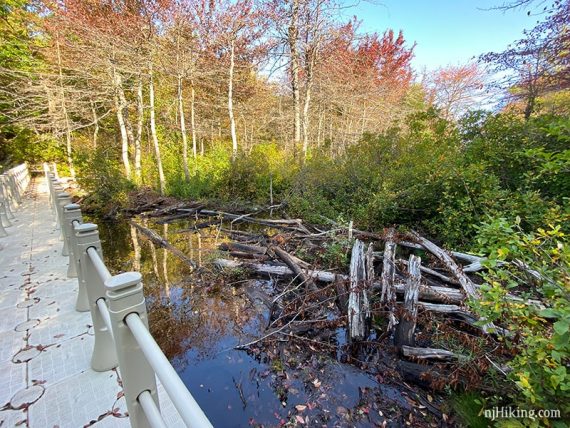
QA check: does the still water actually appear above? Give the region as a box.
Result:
[95,216,396,427]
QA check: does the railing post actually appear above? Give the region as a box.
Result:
[52,162,59,180]
[106,272,159,428]
[0,203,7,237]
[49,177,61,221]
[1,174,16,209]
[75,223,118,370]
[63,203,82,280]
[0,180,14,220]
[9,174,21,205]
[56,192,72,249]
[0,199,11,228]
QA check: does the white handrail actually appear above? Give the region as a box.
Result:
[96,299,114,339]
[48,163,213,428]
[138,391,168,428]
[87,247,112,281]
[125,313,213,428]
[0,163,30,238]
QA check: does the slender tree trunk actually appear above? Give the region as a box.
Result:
[302,79,313,159]
[178,75,191,181]
[90,101,99,149]
[112,66,131,179]
[228,39,238,160]
[316,109,323,147]
[116,67,136,173]
[190,82,197,159]
[134,76,143,183]
[56,39,75,178]
[288,0,301,153]
[149,62,166,195]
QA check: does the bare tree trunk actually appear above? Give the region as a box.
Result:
[149,62,166,195]
[55,39,75,178]
[302,80,312,159]
[112,66,131,179]
[178,75,191,181]
[90,101,99,149]
[190,82,197,159]
[228,39,238,160]
[134,76,143,183]
[288,0,301,153]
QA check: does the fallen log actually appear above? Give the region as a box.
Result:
[214,258,467,304]
[450,251,483,263]
[214,259,338,282]
[155,206,205,224]
[187,209,309,232]
[143,202,200,217]
[220,242,311,268]
[410,231,480,299]
[398,258,459,285]
[130,220,197,269]
[394,255,421,348]
[463,261,485,273]
[418,302,468,314]
[347,240,371,341]
[271,246,316,290]
[394,283,464,304]
[401,346,466,361]
[418,302,510,336]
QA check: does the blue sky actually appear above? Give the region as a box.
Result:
[346,0,538,71]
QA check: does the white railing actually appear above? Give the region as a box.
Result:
[44,163,212,428]
[0,163,31,237]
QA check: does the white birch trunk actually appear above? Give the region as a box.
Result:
[90,101,99,149]
[190,83,197,159]
[134,76,143,183]
[112,67,131,179]
[228,39,238,159]
[178,75,191,181]
[148,62,166,195]
[302,80,312,159]
[288,0,301,152]
[56,39,75,178]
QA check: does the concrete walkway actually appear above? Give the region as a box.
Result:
[0,177,180,427]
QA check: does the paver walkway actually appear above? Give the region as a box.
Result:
[0,177,181,428]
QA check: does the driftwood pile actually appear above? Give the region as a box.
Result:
[132,204,536,390]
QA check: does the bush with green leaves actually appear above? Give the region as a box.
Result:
[75,147,133,209]
[469,215,570,420]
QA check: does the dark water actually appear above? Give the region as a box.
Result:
[94,216,404,427]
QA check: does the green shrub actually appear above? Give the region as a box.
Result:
[75,146,133,208]
[470,215,570,417]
